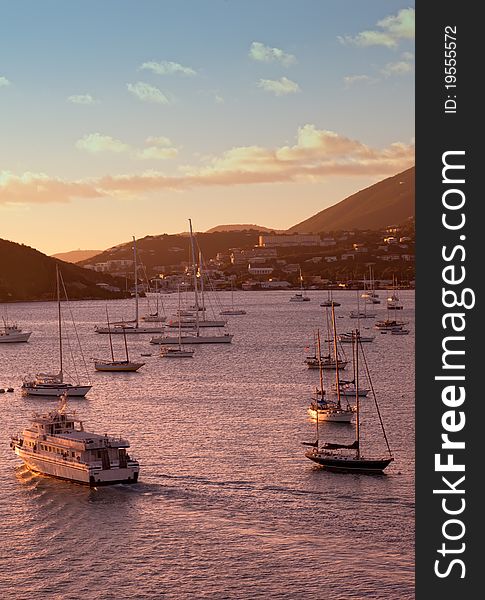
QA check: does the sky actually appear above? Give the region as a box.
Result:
[0,0,414,254]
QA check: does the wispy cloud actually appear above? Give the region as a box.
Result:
[343,74,377,87]
[2,124,414,205]
[249,42,296,66]
[68,94,97,105]
[257,77,301,96]
[75,133,179,160]
[139,60,196,76]
[339,8,415,48]
[76,133,130,154]
[0,76,11,87]
[127,82,171,104]
[381,60,413,77]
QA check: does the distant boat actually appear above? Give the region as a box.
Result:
[387,276,403,310]
[141,281,167,322]
[0,318,32,343]
[361,267,380,304]
[338,331,375,344]
[21,267,92,397]
[160,285,195,358]
[320,290,340,307]
[220,282,247,315]
[95,237,165,335]
[290,267,310,302]
[151,219,233,345]
[303,330,394,474]
[94,307,145,372]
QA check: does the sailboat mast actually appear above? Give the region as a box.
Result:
[354,330,360,458]
[188,219,200,336]
[123,324,129,361]
[56,265,63,378]
[317,329,324,395]
[177,283,182,350]
[198,250,206,319]
[106,306,115,362]
[331,304,341,408]
[299,267,303,292]
[133,236,139,328]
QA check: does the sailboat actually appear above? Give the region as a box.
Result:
[289,268,310,302]
[340,291,375,343]
[375,281,408,330]
[387,276,403,310]
[220,281,247,315]
[307,327,355,423]
[320,290,340,307]
[141,278,167,323]
[305,311,348,370]
[151,219,233,345]
[0,316,32,343]
[21,267,92,397]
[349,284,376,319]
[95,237,165,334]
[160,285,195,358]
[361,267,380,304]
[304,329,394,473]
[94,308,145,371]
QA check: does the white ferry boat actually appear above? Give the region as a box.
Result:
[10,395,140,486]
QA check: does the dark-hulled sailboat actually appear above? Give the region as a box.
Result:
[304,330,393,474]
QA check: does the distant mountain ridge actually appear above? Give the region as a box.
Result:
[51,249,102,263]
[288,167,415,233]
[205,224,284,233]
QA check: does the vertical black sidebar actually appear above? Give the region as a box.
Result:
[416,4,479,598]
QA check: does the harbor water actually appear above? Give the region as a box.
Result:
[0,290,414,599]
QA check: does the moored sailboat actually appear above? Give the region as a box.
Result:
[21,267,92,397]
[94,308,145,372]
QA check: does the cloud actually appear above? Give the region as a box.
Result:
[0,76,11,87]
[76,133,130,154]
[257,77,301,96]
[339,8,415,48]
[68,94,97,105]
[2,124,414,205]
[136,136,179,160]
[127,82,171,104]
[139,60,196,76]
[343,74,377,87]
[381,60,413,77]
[249,42,296,66]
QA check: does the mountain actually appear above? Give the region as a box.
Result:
[205,224,283,233]
[288,167,415,233]
[0,239,127,302]
[51,249,103,263]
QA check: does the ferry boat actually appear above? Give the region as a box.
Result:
[0,320,32,343]
[10,394,140,486]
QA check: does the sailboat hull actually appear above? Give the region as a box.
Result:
[305,450,393,473]
[0,332,32,343]
[94,361,144,372]
[95,326,164,334]
[307,408,354,422]
[21,383,92,397]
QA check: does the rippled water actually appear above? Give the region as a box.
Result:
[0,291,414,599]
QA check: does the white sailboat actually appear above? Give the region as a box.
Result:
[290,267,310,302]
[361,267,380,304]
[22,267,92,397]
[95,237,165,334]
[349,286,376,319]
[387,276,403,310]
[94,308,145,372]
[160,286,195,358]
[220,281,247,315]
[151,219,233,345]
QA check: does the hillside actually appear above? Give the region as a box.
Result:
[51,249,102,263]
[79,230,262,269]
[288,167,415,233]
[0,239,127,302]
